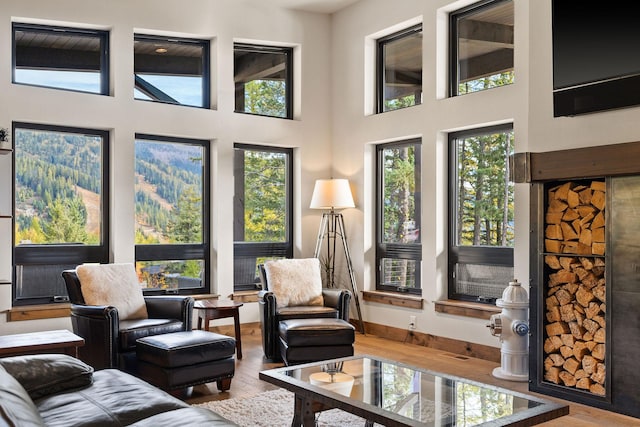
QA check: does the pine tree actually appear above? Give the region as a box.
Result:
[43,198,88,243]
[166,186,202,243]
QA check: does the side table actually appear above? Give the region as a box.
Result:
[0,329,85,358]
[194,299,244,359]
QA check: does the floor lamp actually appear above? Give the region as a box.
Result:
[310,179,365,334]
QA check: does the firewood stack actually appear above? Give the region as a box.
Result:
[543,180,606,396]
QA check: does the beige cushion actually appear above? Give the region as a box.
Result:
[264,258,324,308]
[76,263,148,320]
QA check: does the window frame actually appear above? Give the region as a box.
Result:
[134,133,211,296]
[447,123,514,303]
[449,0,514,97]
[233,144,293,291]
[376,23,423,114]
[134,34,210,109]
[12,23,110,96]
[233,43,293,120]
[12,122,110,306]
[375,138,422,295]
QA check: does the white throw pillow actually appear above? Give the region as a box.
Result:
[76,263,148,320]
[264,258,324,308]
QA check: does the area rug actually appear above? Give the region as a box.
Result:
[194,388,375,426]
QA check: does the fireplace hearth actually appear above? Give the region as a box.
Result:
[513,141,640,419]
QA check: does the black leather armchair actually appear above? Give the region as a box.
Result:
[257,263,351,362]
[62,270,194,372]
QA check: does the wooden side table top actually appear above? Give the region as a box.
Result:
[0,329,85,357]
[194,299,244,310]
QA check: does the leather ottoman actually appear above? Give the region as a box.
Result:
[136,330,235,392]
[278,318,355,366]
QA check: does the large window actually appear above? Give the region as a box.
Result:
[233,145,293,291]
[448,124,514,303]
[13,123,109,305]
[134,34,210,108]
[12,23,109,95]
[234,44,293,119]
[376,139,422,294]
[377,24,422,113]
[450,0,514,96]
[134,135,209,294]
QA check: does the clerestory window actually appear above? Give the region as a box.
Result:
[134,34,210,108]
[13,23,109,95]
[450,0,514,96]
[234,44,293,119]
[377,24,423,113]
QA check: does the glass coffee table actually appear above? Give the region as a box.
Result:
[259,355,568,426]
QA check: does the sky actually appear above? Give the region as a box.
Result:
[16,70,203,107]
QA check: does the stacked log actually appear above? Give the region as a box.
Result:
[544,180,606,256]
[543,180,606,396]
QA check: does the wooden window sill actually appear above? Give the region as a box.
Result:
[229,290,259,303]
[434,299,500,320]
[195,290,259,303]
[191,294,219,301]
[362,290,423,309]
[7,304,71,322]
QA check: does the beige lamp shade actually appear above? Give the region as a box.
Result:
[309,179,355,210]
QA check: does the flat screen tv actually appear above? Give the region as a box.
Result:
[552,2,640,117]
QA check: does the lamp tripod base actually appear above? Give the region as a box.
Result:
[314,212,365,334]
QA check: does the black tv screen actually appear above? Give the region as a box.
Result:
[552,2,640,116]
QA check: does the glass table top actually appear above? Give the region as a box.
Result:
[259,355,568,426]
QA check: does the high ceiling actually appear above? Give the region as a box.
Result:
[261,0,360,14]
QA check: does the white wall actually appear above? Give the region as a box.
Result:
[0,0,333,334]
[330,0,640,348]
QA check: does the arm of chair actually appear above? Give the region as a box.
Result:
[69,304,119,369]
[70,304,118,319]
[144,296,194,331]
[258,290,279,361]
[322,288,352,321]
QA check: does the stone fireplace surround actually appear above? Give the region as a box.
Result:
[513,141,640,419]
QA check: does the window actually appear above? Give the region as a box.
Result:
[134,135,210,294]
[448,124,514,303]
[376,139,422,294]
[377,24,422,113]
[12,23,109,95]
[233,145,293,291]
[13,123,110,305]
[134,35,210,108]
[234,44,293,119]
[450,0,514,96]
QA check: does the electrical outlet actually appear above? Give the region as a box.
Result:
[409,315,416,330]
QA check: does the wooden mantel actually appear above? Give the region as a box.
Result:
[512,140,640,183]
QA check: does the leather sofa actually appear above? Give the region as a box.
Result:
[0,353,236,426]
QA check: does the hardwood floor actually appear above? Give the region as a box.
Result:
[186,327,639,426]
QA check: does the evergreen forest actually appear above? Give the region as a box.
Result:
[15,129,102,244]
[14,130,204,250]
